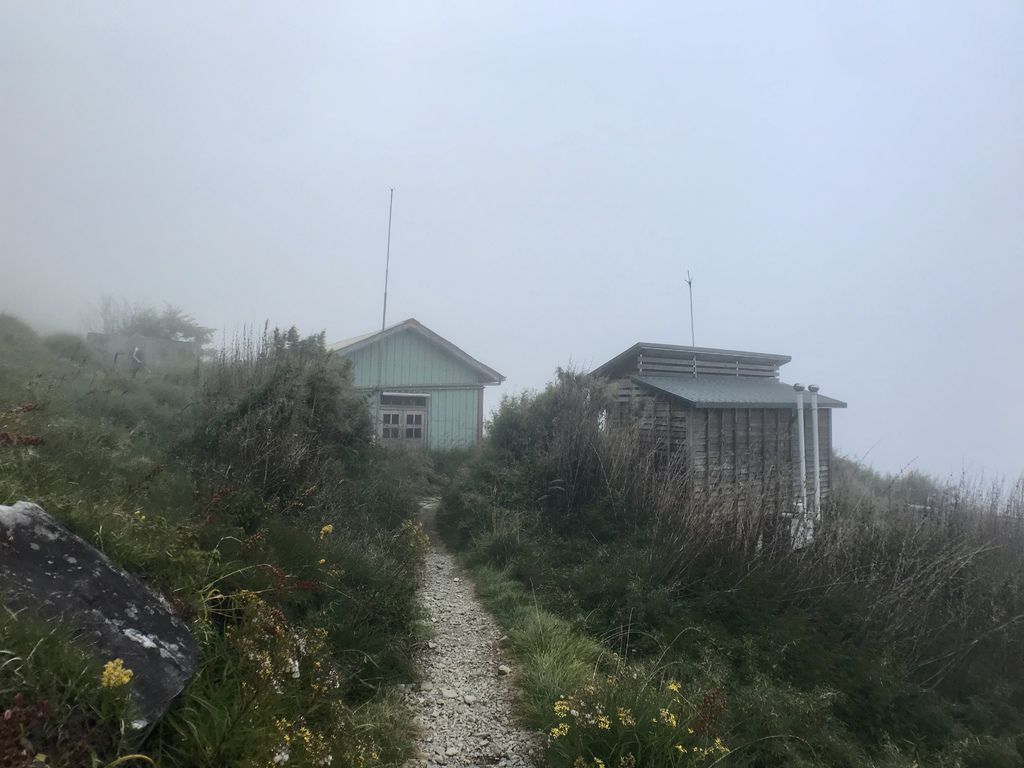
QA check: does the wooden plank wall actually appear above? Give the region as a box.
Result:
[636,353,780,379]
[611,378,833,500]
[688,407,796,488]
[610,378,686,457]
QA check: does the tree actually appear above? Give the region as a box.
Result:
[92,296,214,345]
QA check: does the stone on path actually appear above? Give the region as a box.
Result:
[403,499,537,768]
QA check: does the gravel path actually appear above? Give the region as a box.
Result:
[403,499,539,768]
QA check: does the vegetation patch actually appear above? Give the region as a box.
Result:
[0,313,427,768]
[439,368,1024,767]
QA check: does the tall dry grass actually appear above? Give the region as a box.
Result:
[483,368,1024,693]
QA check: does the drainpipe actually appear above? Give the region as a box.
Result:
[808,385,821,516]
[794,384,807,514]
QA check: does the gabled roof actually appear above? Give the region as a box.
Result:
[591,343,791,379]
[632,375,846,409]
[329,318,504,385]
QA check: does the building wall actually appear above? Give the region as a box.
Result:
[685,406,832,496]
[425,387,480,450]
[342,329,483,450]
[343,330,482,389]
[610,377,833,498]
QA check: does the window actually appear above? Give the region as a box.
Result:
[381,412,402,439]
[379,396,427,444]
[404,412,423,439]
[380,394,428,408]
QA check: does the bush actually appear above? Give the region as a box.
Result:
[544,670,730,768]
[0,314,424,767]
[192,326,371,517]
[43,332,96,364]
[441,368,1024,767]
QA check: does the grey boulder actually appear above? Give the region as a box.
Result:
[0,501,197,735]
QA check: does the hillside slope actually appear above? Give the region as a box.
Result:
[0,315,425,768]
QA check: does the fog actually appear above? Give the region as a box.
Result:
[1,2,1021,480]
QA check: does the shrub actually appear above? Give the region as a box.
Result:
[442,367,1024,766]
[543,669,730,768]
[192,326,371,519]
[0,313,423,767]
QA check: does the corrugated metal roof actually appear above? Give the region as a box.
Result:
[632,375,847,409]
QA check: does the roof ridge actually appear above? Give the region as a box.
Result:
[328,319,504,384]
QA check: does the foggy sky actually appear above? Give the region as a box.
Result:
[2,2,1022,481]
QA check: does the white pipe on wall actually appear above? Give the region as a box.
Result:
[794,384,807,513]
[808,384,822,515]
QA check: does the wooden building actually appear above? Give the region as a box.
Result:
[330,318,503,450]
[592,343,845,503]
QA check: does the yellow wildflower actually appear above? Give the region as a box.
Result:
[318,558,326,565]
[319,523,333,539]
[554,699,572,718]
[593,759,605,768]
[659,708,678,728]
[100,658,133,688]
[596,714,611,730]
[674,744,688,754]
[617,707,635,727]
[666,680,681,693]
[550,722,570,738]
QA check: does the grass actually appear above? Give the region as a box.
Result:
[453,562,741,767]
[469,565,604,725]
[439,370,1024,768]
[0,313,426,768]
[0,609,133,766]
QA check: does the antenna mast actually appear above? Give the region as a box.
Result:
[685,270,695,347]
[381,187,395,331]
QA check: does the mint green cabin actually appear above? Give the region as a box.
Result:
[329,318,504,450]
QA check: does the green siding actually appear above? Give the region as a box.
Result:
[344,329,482,389]
[341,328,483,449]
[426,388,479,450]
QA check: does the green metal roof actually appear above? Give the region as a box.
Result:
[632,375,847,409]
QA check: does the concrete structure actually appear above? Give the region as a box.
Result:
[330,319,503,450]
[86,332,201,370]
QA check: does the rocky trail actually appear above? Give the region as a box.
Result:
[403,500,539,768]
